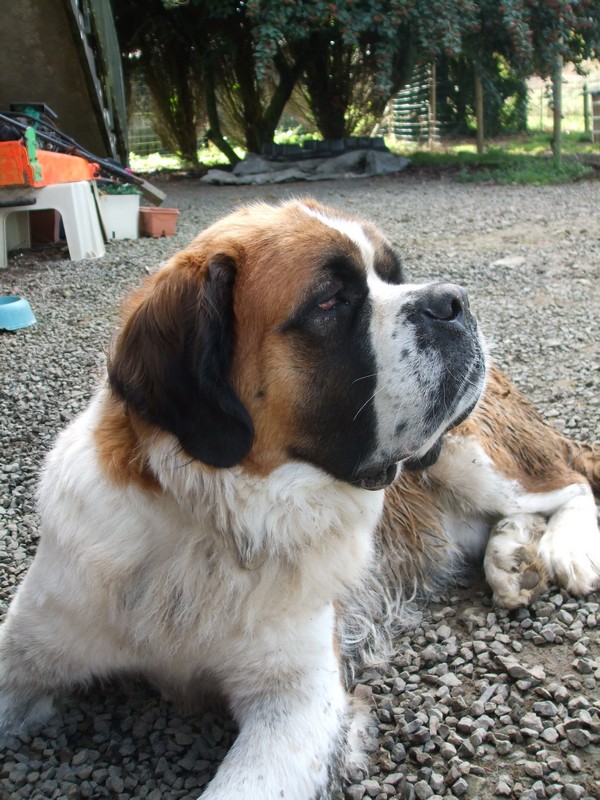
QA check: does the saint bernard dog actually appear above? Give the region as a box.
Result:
[0,199,599,799]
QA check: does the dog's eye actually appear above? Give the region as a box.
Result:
[318,295,341,311]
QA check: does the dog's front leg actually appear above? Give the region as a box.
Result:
[484,483,600,607]
[200,604,364,800]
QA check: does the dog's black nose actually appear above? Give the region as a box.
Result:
[415,283,470,325]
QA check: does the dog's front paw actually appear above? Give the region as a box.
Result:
[0,687,56,734]
[0,627,57,734]
[484,514,549,609]
[538,494,600,597]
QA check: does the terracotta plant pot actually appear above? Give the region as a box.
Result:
[139,206,180,238]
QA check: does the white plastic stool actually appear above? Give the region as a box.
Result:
[0,180,105,268]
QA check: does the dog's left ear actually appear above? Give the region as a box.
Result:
[108,254,254,468]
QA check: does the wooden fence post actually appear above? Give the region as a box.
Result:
[429,62,437,147]
[475,70,484,155]
[583,82,590,135]
[551,54,563,169]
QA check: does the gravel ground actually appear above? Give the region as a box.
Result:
[0,174,599,800]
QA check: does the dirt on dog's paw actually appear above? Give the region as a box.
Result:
[484,514,549,609]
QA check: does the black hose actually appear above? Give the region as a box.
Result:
[0,112,141,188]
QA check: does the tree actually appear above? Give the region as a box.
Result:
[292,0,477,140]
[296,15,415,139]
[171,0,477,149]
[434,0,600,151]
[113,0,208,165]
[204,3,307,154]
[115,0,600,163]
[436,55,528,137]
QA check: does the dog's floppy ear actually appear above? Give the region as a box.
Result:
[108,255,253,468]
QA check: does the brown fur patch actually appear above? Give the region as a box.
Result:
[455,364,588,492]
[94,394,160,492]
[378,471,449,591]
[218,201,367,475]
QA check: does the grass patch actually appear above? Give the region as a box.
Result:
[274,127,322,146]
[129,132,597,184]
[129,152,184,172]
[129,143,244,173]
[494,130,600,156]
[388,135,596,184]
[456,155,592,185]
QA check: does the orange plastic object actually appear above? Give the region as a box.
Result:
[0,141,98,187]
[139,206,180,237]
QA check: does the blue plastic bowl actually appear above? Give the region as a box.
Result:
[0,296,37,331]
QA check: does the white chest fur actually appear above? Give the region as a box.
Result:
[33,391,383,678]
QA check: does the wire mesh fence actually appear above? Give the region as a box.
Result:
[127,64,600,158]
[128,113,165,156]
[528,69,600,133]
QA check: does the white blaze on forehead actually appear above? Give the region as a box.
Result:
[300,204,375,270]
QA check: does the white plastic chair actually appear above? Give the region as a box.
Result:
[0,180,105,268]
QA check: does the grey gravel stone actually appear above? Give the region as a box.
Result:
[346,786,367,800]
[566,754,582,772]
[563,785,586,800]
[524,762,544,778]
[534,701,559,718]
[413,780,434,799]
[565,728,592,748]
[362,779,382,797]
[451,777,468,797]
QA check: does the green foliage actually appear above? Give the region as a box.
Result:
[116,0,600,162]
[273,127,320,145]
[437,55,528,136]
[98,181,141,195]
[459,0,600,78]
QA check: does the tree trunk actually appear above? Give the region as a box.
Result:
[204,65,240,164]
[260,49,307,144]
[301,32,350,139]
[228,24,303,153]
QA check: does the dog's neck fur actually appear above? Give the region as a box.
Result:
[146,420,383,576]
[93,386,382,592]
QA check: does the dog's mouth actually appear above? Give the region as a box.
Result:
[403,437,444,472]
[403,390,481,473]
[354,437,444,488]
[353,463,399,491]
[356,355,486,488]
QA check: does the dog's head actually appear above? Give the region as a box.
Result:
[109,199,486,490]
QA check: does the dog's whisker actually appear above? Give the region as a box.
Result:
[352,372,377,384]
[352,384,389,421]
